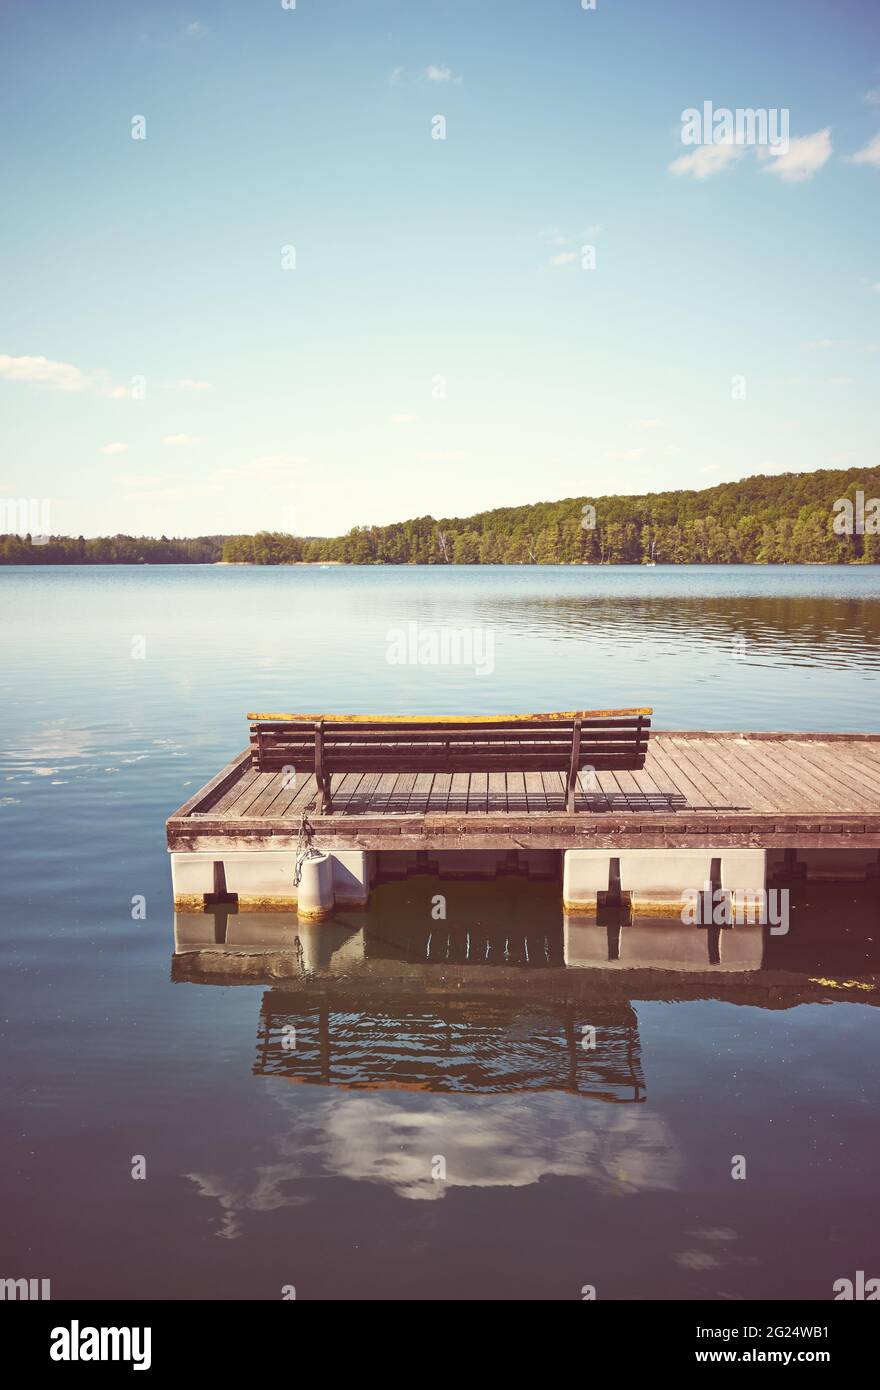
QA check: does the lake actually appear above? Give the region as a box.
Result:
[1,563,879,1300]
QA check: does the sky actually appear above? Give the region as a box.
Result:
[0,0,878,539]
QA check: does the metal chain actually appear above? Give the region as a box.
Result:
[293,811,319,887]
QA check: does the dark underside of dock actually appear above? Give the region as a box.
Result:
[167,731,880,852]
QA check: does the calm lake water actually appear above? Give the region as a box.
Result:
[1,564,879,1300]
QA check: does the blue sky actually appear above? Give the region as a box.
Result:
[1,0,878,538]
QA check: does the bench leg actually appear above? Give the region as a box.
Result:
[567,717,582,813]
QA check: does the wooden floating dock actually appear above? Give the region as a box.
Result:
[168,730,880,854]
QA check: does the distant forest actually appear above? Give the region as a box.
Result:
[3,468,880,565]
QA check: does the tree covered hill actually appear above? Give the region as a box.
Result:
[2,467,879,564]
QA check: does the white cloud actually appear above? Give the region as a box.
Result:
[864,88,880,107]
[99,442,128,455]
[635,417,663,428]
[759,127,832,182]
[549,251,578,266]
[0,353,89,391]
[668,142,744,179]
[0,352,136,398]
[184,21,206,37]
[162,433,201,447]
[872,283,880,294]
[848,131,880,168]
[390,413,418,425]
[426,65,456,82]
[174,378,212,392]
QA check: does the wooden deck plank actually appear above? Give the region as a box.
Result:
[201,763,261,816]
[428,772,452,812]
[647,740,714,811]
[666,737,737,810]
[241,770,289,818]
[406,771,435,813]
[744,739,840,812]
[784,745,880,811]
[731,739,830,813]
[370,772,401,814]
[388,771,418,812]
[489,772,508,812]
[277,773,319,817]
[699,737,796,812]
[800,742,880,803]
[449,773,470,812]
[342,771,381,813]
[331,772,365,812]
[223,771,279,818]
[468,771,489,813]
[756,741,866,813]
[706,738,806,813]
[524,772,547,811]
[506,771,527,812]
[694,738,779,814]
[541,770,565,811]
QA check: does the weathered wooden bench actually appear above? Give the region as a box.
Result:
[248,709,652,814]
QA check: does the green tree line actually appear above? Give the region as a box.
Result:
[3,469,879,564]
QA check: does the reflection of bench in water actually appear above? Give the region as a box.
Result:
[254,993,646,1102]
[365,922,566,968]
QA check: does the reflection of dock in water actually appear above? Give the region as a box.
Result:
[172,881,878,1104]
[253,993,645,1101]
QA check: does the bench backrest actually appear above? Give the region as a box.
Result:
[247,710,652,774]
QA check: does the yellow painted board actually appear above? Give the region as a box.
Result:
[247,708,653,723]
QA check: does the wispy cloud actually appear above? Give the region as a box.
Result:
[119,454,309,503]
[426,65,461,84]
[549,251,578,267]
[173,378,212,392]
[759,127,832,182]
[0,352,134,398]
[668,143,744,179]
[847,131,880,168]
[0,353,90,391]
[863,88,880,107]
[390,413,418,425]
[162,433,201,447]
[99,442,128,455]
